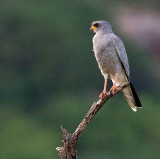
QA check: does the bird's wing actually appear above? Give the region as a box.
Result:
[113,36,130,79]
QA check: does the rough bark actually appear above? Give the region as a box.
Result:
[56,83,129,159]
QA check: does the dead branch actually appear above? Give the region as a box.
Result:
[56,83,129,159]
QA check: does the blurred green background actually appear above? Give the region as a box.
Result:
[0,0,160,159]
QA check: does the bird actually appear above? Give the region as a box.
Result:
[90,20,142,112]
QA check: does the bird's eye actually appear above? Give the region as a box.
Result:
[94,23,99,28]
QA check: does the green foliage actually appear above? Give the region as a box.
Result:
[0,0,160,159]
[0,0,158,107]
[1,93,160,159]
[0,106,58,159]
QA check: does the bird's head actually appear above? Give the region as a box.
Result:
[90,20,112,33]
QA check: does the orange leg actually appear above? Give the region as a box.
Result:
[110,74,119,95]
[99,78,108,99]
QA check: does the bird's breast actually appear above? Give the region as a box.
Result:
[93,34,121,76]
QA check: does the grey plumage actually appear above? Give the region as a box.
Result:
[113,36,130,78]
[91,20,142,112]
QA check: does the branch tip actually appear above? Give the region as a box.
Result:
[56,147,62,152]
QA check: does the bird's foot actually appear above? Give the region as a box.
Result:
[99,90,107,99]
[110,85,120,95]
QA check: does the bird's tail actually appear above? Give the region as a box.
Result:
[122,82,142,112]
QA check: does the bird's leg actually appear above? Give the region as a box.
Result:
[99,78,108,99]
[110,74,119,95]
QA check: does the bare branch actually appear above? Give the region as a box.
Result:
[56,83,129,159]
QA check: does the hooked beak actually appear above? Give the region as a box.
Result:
[90,25,97,32]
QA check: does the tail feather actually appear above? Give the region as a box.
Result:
[122,82,142,112]
[129,82,142,108]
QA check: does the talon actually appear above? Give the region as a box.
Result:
[110,74,119,95]
[99,91,106,99]
[99,78,108,99]
[110,85,115,94]
[110,85,119,95]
